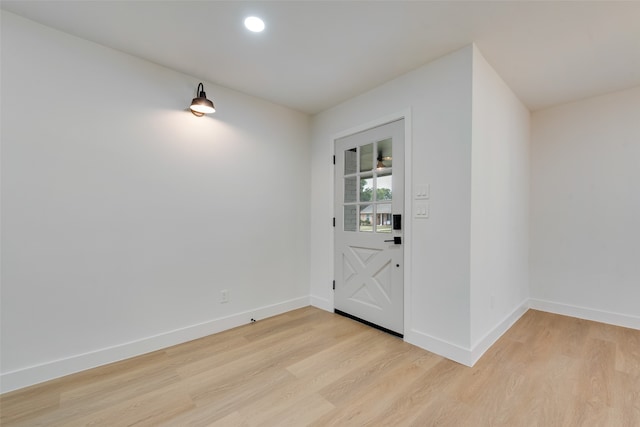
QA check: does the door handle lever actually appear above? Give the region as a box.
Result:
[384,236,402,244]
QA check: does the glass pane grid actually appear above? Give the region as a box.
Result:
[342,140,394,234]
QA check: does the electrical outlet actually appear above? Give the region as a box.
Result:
[220,289,229,303]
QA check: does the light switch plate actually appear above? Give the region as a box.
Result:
[415,184,430,200]
[414,203,429,218]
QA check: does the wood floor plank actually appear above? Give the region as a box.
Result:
[231,334,388,425]
[407,395,473,427]
[59,353,179,405]
[255,393,334,427]
[285,326,382,378]
[615,326,640,377]
[1,307,639,426]
[611,371,640,426]
[55,384,195,427]
[309,347,428,426]
[369,359,465,426]
[316,337,418,406]
[564,337,617,426]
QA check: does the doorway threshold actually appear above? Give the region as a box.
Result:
[334,309,403,339]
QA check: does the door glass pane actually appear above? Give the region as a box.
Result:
[359,204,373,232]
[344,148,357,175]
[344,205,357,232]
[344,177,357,203]
[360,143,373,172]
[376,138,393,169]
[376,204,392,233]
[376,171,392,201]
[360,175,374,202]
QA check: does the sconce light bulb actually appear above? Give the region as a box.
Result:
[190,85,215,116]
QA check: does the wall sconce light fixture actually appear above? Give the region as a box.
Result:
[190,83,215,116]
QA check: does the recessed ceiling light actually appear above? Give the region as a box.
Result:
[244,16,265,33]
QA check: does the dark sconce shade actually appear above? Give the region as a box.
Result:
[190,82,215,116]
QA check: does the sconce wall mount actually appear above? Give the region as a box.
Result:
[190,82,215,116]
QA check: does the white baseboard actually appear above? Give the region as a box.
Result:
[405,300,529,367]
[404,329,474,366]
[5,296,635,394]
[0,296,310,394]
[469,300,529,365]
[529,298,640,330]
[309,294,333,312]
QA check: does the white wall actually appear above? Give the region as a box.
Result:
[0,12,311,392]
[470,47,530,356]
[530,86,640,328]
[311,46,475,358]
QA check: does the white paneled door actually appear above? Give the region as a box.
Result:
[334,119,404,336]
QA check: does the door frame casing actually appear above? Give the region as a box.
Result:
[331,109,413,338]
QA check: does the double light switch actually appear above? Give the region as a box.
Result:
[414,184,429,219]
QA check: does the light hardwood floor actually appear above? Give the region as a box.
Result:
[1,307,639,426]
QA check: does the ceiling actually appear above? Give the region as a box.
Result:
[2,1,639,114]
